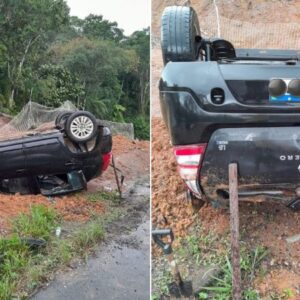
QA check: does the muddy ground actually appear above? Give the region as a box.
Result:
[152,0,300,298]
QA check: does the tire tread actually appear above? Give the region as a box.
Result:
[161,6,200,64]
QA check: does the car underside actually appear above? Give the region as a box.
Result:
[160,6,300,210]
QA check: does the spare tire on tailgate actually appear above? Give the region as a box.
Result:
[161,6,201,64]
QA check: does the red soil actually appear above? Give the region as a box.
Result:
[0,193,105,235]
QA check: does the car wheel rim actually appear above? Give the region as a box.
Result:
[70,116,94,140]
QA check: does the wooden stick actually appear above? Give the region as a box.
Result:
[229,163,242,300]
[112,155,122,200]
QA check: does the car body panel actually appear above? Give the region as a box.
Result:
[0,125,112,195]
[201,127,300,201]
[160,61,300,113]
[159,48,300,203]
[160,90,300,145]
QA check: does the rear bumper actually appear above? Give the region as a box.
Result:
[200,126,300,202]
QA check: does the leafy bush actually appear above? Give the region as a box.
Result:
[34,64,85,107]
[130,115,150,140]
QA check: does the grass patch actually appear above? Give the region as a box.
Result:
[12,205,58,240]
[49,239,73,265]
[177,230,228,267]
[0,204,57,300]
[73,222,105,251]
[199,246,268,300]
[269,289,295,300]
[175,223,230,269]
[87,190,119,203]
[0,277,14,300]
[0,190,123,299]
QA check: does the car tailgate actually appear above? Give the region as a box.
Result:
[200,127,300,198]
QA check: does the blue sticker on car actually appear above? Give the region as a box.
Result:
[270,94,300,102]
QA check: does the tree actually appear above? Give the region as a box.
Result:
[33,64,85,107]
[55,16,84,43]
[0,3,150,139]
[0,0,70,108]
[51,38,137,119]
[123,28,150,116]
[82,14,124,42]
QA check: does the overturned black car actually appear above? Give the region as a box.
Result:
[0,110,112,196]
[160,6,300,210]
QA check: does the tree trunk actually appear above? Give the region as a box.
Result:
[139,78,144,114]
[18,36,39,75]
[9,87,15,108]
[8,36,39,109]
[139,75,149,116]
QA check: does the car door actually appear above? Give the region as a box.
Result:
[0,138,26,179]
[23,133,74,176]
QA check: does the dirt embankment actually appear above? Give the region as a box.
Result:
[152,1,300,295]
[88,135,149,193]
[151,118,197,236]
[152,0,300,41]
[0,193,106,235]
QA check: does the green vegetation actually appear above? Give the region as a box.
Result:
[0,1,149,139]
[0,205,58,299]
[199,247,268,299]
[129,115,150,140]
[177,231,228,266]
[0,190,122,299]
[269,289,295,300]
[152,225,269,300]
[72,222,104,251]
[12,205,58,240]
[87,190,119,203]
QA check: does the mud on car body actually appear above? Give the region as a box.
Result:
[0,111,112,196]
[160,6,300,210]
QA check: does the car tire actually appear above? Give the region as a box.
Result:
[161,6,201,64]
[65,111,98,143]
[55,111,73,129]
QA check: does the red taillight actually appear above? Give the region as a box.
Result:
[101,152,112,171]
[173,144,207,196]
